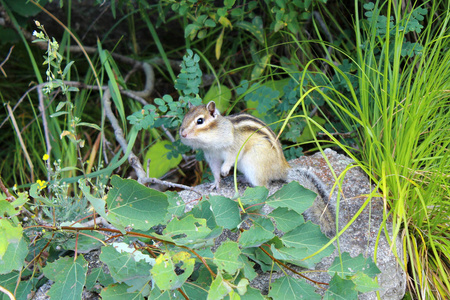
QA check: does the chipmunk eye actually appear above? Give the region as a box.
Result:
[196,117,204,125]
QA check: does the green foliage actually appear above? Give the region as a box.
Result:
[32,22,79,95]
[0,175,380,298]
[42,256,88,300]
[320,1,450,298]
[143,140,182,179]
[127,49,202,132]
[267,0,327,34]
[106,176,169,231]
[268,276,320,300]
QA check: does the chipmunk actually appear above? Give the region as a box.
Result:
[179,101,290,189]
[180,101,336,237]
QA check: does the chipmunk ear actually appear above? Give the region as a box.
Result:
[206,101,220,117]
[188,102,193,109]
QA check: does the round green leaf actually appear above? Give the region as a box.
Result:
[144,140,182,179]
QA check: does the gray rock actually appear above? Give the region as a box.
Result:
[179,148,406,299]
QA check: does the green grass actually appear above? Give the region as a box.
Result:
[309,0,450,297]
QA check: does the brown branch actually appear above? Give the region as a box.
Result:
[54,225,215,279]
[0,177,14,202]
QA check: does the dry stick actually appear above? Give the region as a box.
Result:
[103,88,147,181]
[102,89,201,194]
[36,86,52,178]
[6,103,35,182]
[0,85,38,129]
[0,79,149,130]
[0,177,14,202]
[0,45,14,77]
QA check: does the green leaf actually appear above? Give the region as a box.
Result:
[352,272,379,293]
[79,179,110,226]
[235,17,264,44]
[269,207,304,233]
[86,267,114,291]
[143,140,182,178]
[323,273,358,300]
[268,276,320,299]
[238,255,258,281]
[192,200,218,229]
[6,0,49,17]
[100,244,153,294]
[251,53,271,81]
[203,84,232,113]
[207,272,232,300]
[106,176,169,231]
[270,245,316,269]
[9,192,28,209]
[224,0,236,8]
[240,217,275,248]
[298,116,326,143]
[43,256,88,300]
[209,196,241,229]
[151,251,195,290]
[328,253,380,278]
[0,200,15,218]
[163,215,212,246]
[50,111,69,118]
[77,122,102,131]
[182,282,209,299]
[100,282,145,300]
[0,220,27,273]
[205,19,216,27]
[266,181,316,215]
[148,285,173,299]
[165,191,186,220]
[0,272,33,300]
[241,287,265,299]
[62,60,76,77]
[213,241,244,275]
[282,221,333,249]
[240,186,268,208]
[61,231,104,253]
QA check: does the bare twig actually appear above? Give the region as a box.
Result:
[102,89,201,195]
[0,45,14,77]
[0,79,150,129]
[36,85,52,179]
[0,85,37,129]
[0,177,14,202]
[141,177,201,194]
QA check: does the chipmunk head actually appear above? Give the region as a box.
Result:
[179,101,224,148]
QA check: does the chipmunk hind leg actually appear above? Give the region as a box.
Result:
[237,151,271,187]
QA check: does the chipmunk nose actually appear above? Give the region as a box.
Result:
[180,129,187,138]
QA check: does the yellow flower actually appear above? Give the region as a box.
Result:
[42,154,49,161]
[37,180,47,190]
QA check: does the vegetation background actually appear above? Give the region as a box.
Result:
[0,0,449,299]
